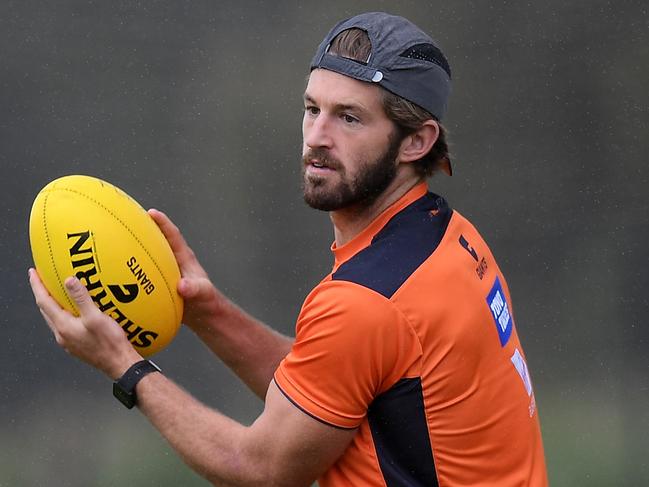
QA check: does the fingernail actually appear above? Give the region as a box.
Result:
[64,276,79,289]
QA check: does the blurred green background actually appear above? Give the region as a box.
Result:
[1,1,647,485]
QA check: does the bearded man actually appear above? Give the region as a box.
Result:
[30,12,548,487]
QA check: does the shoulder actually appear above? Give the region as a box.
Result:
[280,279,422,423]
[295,279,421,373]
[333,192,453,299]
[298,278,407,339]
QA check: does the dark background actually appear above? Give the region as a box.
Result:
[1,1,647,485]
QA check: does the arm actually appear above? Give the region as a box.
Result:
[136,376,354,486]
[29,270,355,486]
[148,209,292,399]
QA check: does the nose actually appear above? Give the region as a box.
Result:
[303,112,333,150]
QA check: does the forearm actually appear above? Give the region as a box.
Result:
[135,373,264,486]
[135,373,348,487]
[188,293,293,399]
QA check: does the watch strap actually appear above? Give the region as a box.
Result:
[113,359,161,409]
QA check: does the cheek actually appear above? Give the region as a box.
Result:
[301,112,308,132]
[301,120,310,154]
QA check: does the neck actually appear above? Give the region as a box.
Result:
[331,172,423,247]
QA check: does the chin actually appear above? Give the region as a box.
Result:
[303,187,342,211]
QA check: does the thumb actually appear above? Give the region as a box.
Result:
[64,277,99,316]
[178,276,214,301]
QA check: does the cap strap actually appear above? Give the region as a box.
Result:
[314,53,383,84]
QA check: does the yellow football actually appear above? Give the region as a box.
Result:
[29,175,183,357]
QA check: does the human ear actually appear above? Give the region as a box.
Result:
[398,120,439,163]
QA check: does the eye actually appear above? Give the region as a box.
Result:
[304,105,320,117]
[342,113,360,125]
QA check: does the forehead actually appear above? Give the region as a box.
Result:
[305,68,385,113]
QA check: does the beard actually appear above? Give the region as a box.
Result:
[301,134,401,212]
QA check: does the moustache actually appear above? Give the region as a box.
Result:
[302,149,343,171]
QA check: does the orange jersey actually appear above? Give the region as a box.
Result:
[274,182,547,486]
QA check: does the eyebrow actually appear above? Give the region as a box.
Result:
[303,93,368,114]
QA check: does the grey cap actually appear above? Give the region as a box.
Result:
[311,12,452,121]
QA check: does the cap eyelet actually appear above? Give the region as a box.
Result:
[371,71,383,82]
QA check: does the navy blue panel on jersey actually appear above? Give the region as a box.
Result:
[332,192,452,298]
[367,378,439,487]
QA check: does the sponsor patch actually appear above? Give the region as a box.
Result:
[510,348,533,397]
[511,348,537,417]
[486,277,513,346]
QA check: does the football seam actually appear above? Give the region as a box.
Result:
[49,185,180,327]
[42,190,77,312]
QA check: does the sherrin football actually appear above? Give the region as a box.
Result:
[29,175,183,357]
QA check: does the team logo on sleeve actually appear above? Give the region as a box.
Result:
[486,277,513,346]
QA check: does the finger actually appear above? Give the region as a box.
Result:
[39,309,64,344]
[38,305,58,334]
[178,276,211,300]
[64,276,102,318]
[148,208,189,255]
[148,208,189,254]
[148,208,205,276]
[29,268,80,342]
[28,268,70,324]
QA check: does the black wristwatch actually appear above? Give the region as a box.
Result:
[113,360,162,409]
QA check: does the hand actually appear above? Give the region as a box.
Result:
[29,268,142,379]
[148,209,225,331]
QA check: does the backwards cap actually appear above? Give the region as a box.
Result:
[310,12,452,121]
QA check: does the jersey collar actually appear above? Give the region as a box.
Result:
[331,182,429,271]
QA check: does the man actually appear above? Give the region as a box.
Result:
[29,12,548,486]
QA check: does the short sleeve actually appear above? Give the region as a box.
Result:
[274,279,421,429]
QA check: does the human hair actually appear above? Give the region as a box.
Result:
[327,28,451,178]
